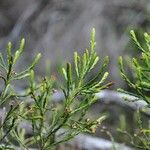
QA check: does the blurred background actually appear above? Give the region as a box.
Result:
[0,0,150,149]
[0,0,150,88]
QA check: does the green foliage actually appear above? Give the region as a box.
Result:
[118,30,150,105]
[118,30,150,149]
[0,29,110,149]
[118,111,150,150]
[0,38,41,105]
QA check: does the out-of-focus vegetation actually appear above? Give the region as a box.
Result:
[118,31,150,150]
[119,31,150,104]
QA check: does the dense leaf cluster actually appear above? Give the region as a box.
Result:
[0,29,110,150]
[119,30,150,105]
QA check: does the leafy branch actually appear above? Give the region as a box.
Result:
[118,30,150,105]
[0,28,111,150]
[118,30,150,150]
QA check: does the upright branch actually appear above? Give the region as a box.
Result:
[0,29,111,150]
[118,30,150,105]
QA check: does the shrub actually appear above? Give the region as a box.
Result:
[0,29,111,150]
